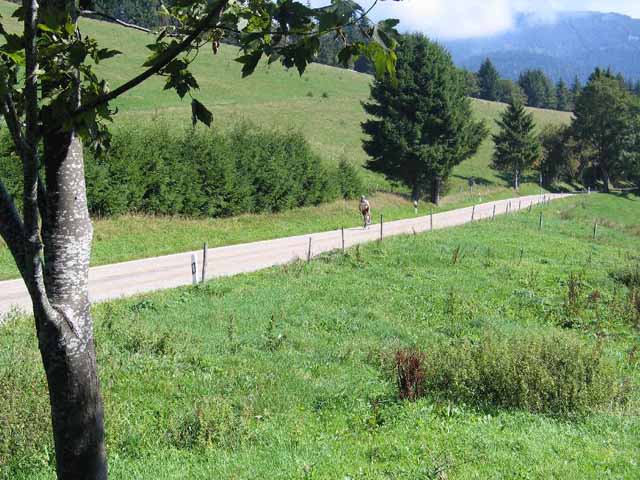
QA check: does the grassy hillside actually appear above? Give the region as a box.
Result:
[2,193,639,478]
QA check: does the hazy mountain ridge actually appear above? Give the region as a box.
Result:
[445,11,640,82]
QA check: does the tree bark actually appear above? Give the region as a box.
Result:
[411,184,421,203]
[601,166,611,193]
[514,168,520,191]
[39,129,107,480]
[430,176,441,205]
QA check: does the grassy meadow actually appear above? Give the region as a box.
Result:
[2,193,639,478]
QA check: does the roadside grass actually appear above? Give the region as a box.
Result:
[1,193,639,479]
[0,185,546,280]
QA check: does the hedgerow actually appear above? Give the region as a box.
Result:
[0,121,363,218]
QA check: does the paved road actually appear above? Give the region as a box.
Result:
[0,193,571,316]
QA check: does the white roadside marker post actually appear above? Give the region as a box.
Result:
[191,254,198,286]
[471,205,476,222]
[307,238,312,262]
[492,204,496,220]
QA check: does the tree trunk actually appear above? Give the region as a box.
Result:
[514,169,520,191]
[39,129,107,480]
[430,176,441,205]
[601,167,611,193]
[411,184,421,204]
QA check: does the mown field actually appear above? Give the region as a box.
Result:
[0,0,573,278]
[2,193,639,478]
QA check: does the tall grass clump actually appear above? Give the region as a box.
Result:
[397,330,624,415]
[0,122,364,218]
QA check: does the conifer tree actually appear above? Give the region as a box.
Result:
[478,58,500,101]
[492,98,541,190]
[556,79,571,111]
[363,34,487,204]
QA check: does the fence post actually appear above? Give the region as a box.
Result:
[471,205,476,222]
[539,211,544,230]
[307,237,312,262]
[191,254,198,286]
[492,204,496,220]
[518,200,522,211]
[430,209,433,231]
[380,215,384,241]
[201,243,208,283]
[341,227,345,253]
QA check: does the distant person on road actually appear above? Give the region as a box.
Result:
[359,195,371,228]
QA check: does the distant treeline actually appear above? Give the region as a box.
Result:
[0,123,363,218]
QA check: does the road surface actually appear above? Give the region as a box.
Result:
[0,193,571,316]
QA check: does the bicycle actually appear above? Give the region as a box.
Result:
[362,210,372,229]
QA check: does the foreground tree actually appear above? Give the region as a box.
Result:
[0,1,399,478]
[492,98,541,190]
[363,34,487,204]
[572,69,637,192]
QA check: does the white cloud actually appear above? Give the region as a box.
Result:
[308,0,640,39]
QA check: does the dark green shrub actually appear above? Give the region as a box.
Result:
[334,157,364,199]
[407,330,623,414]
[610,264,640,289]
[168,396,244,450]
[0,122,338,218]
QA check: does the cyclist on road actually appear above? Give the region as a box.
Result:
[359,195,371,228]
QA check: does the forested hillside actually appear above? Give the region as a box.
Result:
[446,11,640,82]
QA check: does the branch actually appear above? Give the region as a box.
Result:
[0,179,26,277]
[72,0,229,119]
[1,93,26,159]
[21,0,57,323]
[79,10,153,34]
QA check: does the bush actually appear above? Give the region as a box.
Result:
[334,157,364,199]
[168,396,244,450]
[610,264,640,289]
[0,121,339,218]
[401,330,623,414]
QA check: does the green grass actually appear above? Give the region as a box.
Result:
[2,193,639,479]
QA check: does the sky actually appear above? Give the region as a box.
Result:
[309,0,640,39]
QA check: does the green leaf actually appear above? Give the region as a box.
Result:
[191,98,213,127]
[95,48,121,62]
[235,50,263,78]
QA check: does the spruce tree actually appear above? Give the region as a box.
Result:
[571,76,583,109]
[556,79,571,111]
[478,58,501,101]
[363,34,487,204]
[518,69,555,108]
[492,98,541,190]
